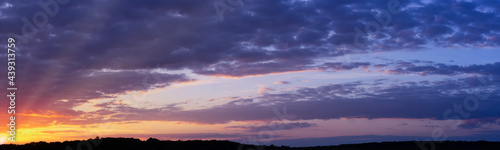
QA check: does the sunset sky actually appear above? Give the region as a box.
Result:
[1,0,500,147]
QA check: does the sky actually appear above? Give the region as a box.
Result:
[0,0,500,147]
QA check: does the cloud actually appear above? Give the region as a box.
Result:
[458,118,500,129]
[258,87,275,94]
[322,61,500,77]
[59,76,499,125]
[1,0,499,78]
[267,134,500,147]
[0,65,192,128]
[227,122,317,132]
[226,98,254,105]
[274,81,291,84]
[321,62,371,71]
[385,62,500,76]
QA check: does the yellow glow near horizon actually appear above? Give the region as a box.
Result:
[0,120,241,144]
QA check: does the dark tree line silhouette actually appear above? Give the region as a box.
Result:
[0,137,499,150]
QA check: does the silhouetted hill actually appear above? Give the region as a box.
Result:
[0,137,499,150]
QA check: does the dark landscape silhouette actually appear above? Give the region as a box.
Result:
[1,137,499,150]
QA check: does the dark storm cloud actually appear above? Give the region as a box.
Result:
[1,0,499,76]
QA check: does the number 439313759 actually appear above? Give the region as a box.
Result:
[8,38,16,86]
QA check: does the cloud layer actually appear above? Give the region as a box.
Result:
[0,0,499,143]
